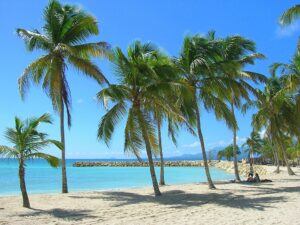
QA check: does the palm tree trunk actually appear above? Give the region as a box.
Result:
[231,101,240,181]
[60,104,68,193]
[157,118,165,186]
[194,99,216,189]
[19,159,30,208]
[279,141,295,175]
[138,109,161,196]
[273,145,280,173]
[249,147,254,174]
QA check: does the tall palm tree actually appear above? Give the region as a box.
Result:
[97,41,189,196]
[17,0,111,193]
[0,114,62,208]
[175,33,239,189]
[209,34,266,181]
[242,131,263,174]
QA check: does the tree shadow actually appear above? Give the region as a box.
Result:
[70,187,288,211]
[238,184,300,196]
[18,208,96,221]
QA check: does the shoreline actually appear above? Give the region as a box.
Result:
[0,166,299,225]
[0,161,292,197]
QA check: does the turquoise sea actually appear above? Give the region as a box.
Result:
[0,159,234,195]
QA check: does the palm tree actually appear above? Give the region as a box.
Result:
[217,144,241,161]
[154,110,179,186]
[209,34,266,181]
[97,41,188,196]
[0,114,62,208]
[175,32,239,189]
[246,75,296,175]
[153,67,195,186]
[16,0,111,193]
[242,131,263,174]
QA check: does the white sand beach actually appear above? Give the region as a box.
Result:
[0,166,299,225]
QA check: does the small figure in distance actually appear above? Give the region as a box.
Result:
[247,173,255,182]
[254,173,261,182]
[254,173,272,183]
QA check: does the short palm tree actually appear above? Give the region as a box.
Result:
[242,131,263,174]
[17,0,111,193]
[97,41,188,196]
[0,114,62,208]
[217,144,241,161]
[175,32,239,189]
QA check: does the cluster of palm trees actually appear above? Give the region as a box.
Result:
[1,0,300,207]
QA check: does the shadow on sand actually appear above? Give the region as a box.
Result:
[68,182,299,211]
[18,208,96,221]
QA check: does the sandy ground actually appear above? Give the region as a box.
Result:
[0,167,300,225]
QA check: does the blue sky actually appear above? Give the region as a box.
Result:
[0,0,298,159]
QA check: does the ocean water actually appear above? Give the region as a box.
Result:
[0,159,234,195]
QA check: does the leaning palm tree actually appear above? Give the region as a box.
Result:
[175,33,239,189]
[17,0,111,193]
[0,114,62,208]
[97,41,189,196]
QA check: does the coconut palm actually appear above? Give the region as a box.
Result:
[210,34,266,181]
[245,75,296,175]
[153,66,195,186]
[0,114,62,208]
[217,144,241,161]
[16,0,111,193]
[175,32,239,189]
[97,41,189,196]
[242,131,263,174]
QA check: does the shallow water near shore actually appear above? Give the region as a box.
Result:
[0,159,234,195]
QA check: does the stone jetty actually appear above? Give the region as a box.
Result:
[73,160,218,167]
[73,160,270,177]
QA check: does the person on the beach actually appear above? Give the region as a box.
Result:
[254,173,261,182]
[247,173,254,182]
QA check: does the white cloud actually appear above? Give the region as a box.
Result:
[276,21,300,38]
[182,141,200,148]
[181,136,247,150]
[207,140,227,149]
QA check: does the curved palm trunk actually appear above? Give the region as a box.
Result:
[138,109,161,196]
[157,118,165,186]
[231,102,241,181]
[19,159,30,208]
[60,105,68,193]
[279,141,295,175]
[194,100,216,189]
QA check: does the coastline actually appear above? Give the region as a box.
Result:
[0,166,299,225]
